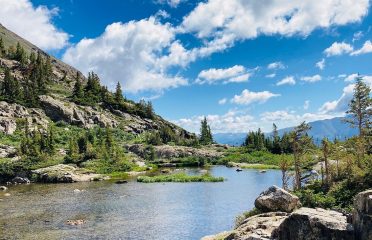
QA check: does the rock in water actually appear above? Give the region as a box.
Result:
[255,185,301,213]
[11,177,30,184]
[115,180,128,184]
[353,189,372,240]
[278,207,354,240]
[0,186,7,191]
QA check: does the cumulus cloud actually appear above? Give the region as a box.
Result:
[277,76,295,86]
[351,40,372,55]
[63,18,188,92]
[0,0,69,50]
[195,65,252,84]
[181,0,369,49]
[316,58,325,70]
[324,42,354,57]
[267,61,285,70]
[352,31,364,42]
[231,89,280,105]
[300,74,322,83]
[344,73,359,82]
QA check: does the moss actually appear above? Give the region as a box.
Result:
[235,208,262,227]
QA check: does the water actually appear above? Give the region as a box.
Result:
[0,166,283,240]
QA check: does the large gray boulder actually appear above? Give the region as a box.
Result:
[353,189,372,240]
[278,207,354,240]
[32,164,106,183]
[255,185,301,213]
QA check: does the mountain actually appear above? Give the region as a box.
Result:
[213,117,358,146]
[0,23,194,140]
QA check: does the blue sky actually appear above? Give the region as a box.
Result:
[1,0,372,133]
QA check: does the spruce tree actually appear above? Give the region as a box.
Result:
[2,68,21,102]
[346,75,371,137]
[72,72,83,101]
[115,82,124,103]
[0,37,4,56]
[199,117,213,145]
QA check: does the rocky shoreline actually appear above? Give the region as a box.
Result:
[202,186,372,240]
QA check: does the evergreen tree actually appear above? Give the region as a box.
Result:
[0,37,4,56]
[321,137,332,188]
[2,68,21,102]
[346,75,371,138]
[272,123,282,154]
[290,122,312,190]
[72,72,83,101]
[29,52,36,65]
[199,117,213,145]
[115,82,124,103]
[44,56,53,81]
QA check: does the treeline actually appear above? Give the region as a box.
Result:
[0,41,53,107]
[243,124,314,154]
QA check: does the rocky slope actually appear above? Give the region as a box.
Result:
[0,24,194,139]
[203,186,372,240]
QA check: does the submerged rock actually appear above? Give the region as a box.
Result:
[278,207,354,240]
[255,185,301,213]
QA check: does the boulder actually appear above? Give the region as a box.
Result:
[278,207,354,240]
[0,117,17,134]
[202,212,289,240]
[353,189,372,240]
[11,176,30,184]
[255,185,301,213]
[32,164,105,183]
[0,145,17,158]
[0,186,7,191]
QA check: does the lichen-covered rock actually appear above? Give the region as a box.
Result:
[32,164,106,183]
[353,189,372,240]
[278,207,354,240]
[11,176,30,184]
[255,185,301,213]
[0,145,17,158]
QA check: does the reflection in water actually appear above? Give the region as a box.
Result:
[0,166,283,240]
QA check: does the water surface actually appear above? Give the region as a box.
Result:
[0,166,283,240]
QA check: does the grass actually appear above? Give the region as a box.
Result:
[237,163,280,170]
[137,173,224,183]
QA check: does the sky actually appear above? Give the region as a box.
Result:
[0,0,372,134]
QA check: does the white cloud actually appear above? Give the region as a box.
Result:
[267,61,285,70]
[301,74,322,83]
[265,73,276,78]
[351,40,372,56]
[324,42,354,57]
[304,100,310,110]
[172,110,257,133]
[316,58,325,70]
[260,110,342,129]
[0,0,69,50]
[181,0,369,51]
[218,98,227,105]
[63,18,188,92]
[319,76,372,113]
[195,65,252,84]
[352,31,364,42]
[344,73,359,82]
[155,0,184,8]
[231,89,280,105]
[277,76,296,86]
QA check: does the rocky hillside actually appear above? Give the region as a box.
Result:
[0,23,194,140]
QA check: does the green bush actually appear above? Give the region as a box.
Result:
[137,173,224,183]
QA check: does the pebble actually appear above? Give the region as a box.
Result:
[4,193,11,197]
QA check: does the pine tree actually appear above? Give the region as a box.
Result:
[345,75,371,164]
[29,52,36,65]
[0,37,4,56]
[115,82,124,103]
[14,42,27,66]
[2,68,21,102]
[72,72,83,101]
[199,117,213,145]
[44,56,53,81]
[321,137,332,188]
[272,123,282,154]
[346,75,371,138]
[290,122,312,190]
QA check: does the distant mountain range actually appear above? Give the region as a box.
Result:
[213,117,358,146]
